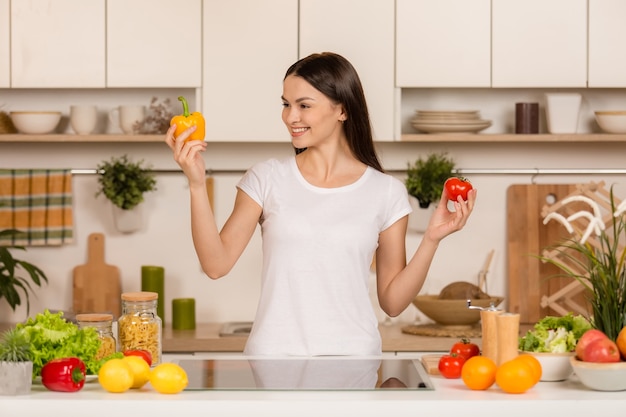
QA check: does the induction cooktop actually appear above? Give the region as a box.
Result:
[176,358,434,391]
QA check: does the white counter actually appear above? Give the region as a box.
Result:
[2,353,626,417]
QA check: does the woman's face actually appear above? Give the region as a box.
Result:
[281,74,345,149]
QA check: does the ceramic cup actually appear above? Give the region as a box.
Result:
[70,105,98,135]
[109,105,145,134]
[545,93,582,134]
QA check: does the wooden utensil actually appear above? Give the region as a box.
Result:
[72,233,122,318]
[506,183,580,324]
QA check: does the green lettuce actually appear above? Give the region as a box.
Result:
[518,313,592,353]
[15,310,118,377]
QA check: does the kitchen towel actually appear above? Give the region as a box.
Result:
[0,169,74,246]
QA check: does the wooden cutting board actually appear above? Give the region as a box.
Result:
[72,233,122,318]
[506,183,585,325]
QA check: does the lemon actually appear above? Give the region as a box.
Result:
[149,363,188,394]
[98,358,134,393]
[122,355,151,389]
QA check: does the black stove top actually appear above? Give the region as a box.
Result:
[177,358,433,391]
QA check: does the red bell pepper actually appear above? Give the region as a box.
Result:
[41,357,86,392]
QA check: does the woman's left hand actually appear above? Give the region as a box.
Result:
[425,187,477,242]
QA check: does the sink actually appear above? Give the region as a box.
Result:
[219,321,253,337]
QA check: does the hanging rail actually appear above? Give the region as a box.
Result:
[70,168,626,176]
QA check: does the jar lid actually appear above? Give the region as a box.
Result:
[75,313,113,322]
[121,291,158,301]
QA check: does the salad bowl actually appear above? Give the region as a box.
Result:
[524,352,575,381]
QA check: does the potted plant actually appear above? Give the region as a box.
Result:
[540,182,626,341]
[0,328,33,395]
[0,229,48,315]
[96,155,157,233]
[404,152,456,232]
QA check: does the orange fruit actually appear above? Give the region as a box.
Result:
[495,357,537,394]
[461,356,497,390]
[515,354,542,384]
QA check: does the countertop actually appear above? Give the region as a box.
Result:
[162,322,483,352]
[2,352,625,417]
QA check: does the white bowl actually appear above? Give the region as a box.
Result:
[570,356,626,391]
[10,111,62,134]
[522,352,574,382]
[594,111,626,134]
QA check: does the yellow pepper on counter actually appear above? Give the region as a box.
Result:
[170,96,205,141]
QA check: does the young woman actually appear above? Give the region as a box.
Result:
[165,52,477,356]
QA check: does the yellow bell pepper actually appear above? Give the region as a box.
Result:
[170,96,205,141]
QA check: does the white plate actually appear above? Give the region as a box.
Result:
[411,121,492,134]
[412,118,488,125]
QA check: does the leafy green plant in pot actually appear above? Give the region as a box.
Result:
[96,155,157,233]
[0,327,33,395]
[0,229,48,315]
[405,152,456,208]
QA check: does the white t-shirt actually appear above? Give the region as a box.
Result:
[237,156,412,356]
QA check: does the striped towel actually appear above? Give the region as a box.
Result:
[0,169,74,246]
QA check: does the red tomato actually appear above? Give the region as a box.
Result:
[444,177,473,201]
[123,349,152,366]
[450,338,480,360]
[438,353,466,379]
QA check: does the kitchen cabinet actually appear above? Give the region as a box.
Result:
[202,0,297,142]
[492,0,587,88]
[0,0,9,88]
[300,0,396,141]
[396,0,491,88]
[107,0,201,88]
[10,0,106,88]
[588,0,626,87]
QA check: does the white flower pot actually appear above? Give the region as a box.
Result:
[0,361,33,395]
[112,203,145,233]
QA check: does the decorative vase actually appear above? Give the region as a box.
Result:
[0,361,33,395]
[407,197,436,233]
[112,203,144,233]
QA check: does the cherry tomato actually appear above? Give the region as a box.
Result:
[444,177,473,201]
[123,349,152,366]
[450,338,480,360]
[438,353,466,379]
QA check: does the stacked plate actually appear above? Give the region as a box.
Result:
[411,110,491,134]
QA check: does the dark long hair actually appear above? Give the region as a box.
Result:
[284,52,384,172]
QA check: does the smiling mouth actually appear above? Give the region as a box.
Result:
[291,127,309,136]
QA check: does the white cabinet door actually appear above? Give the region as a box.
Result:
[396,0,491,88]
[492,0,587,88]
[202,0,297,142]
[300,0,395,141]
[107,0,201,87]
[0,0,9,88]
[11,0,105,88]
[589,0,626,87]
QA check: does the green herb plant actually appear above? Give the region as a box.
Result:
[405,152,456,208]
[0,229,48,314]
[0,328,32,362]
[541,184,626,341]
[96,154,157,210]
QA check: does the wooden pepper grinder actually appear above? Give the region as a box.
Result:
[468,300,503,364]
[495,312,521,365]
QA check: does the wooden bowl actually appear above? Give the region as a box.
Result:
[412,295,504,326]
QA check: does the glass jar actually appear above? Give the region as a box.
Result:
[76,313,116,360]
[118,291,162,365]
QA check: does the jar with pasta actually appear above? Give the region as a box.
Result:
[76,313,116,360]
[118,291,162,365]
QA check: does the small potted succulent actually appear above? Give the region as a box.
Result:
[405,152,456,232]
[96,155,157,233]
[0,229,48,316]
[0,328,33,395]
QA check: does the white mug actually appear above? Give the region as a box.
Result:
[70,105,98,135]
[109,105,146,134]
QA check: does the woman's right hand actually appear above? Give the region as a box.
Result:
[165,124,208,187]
